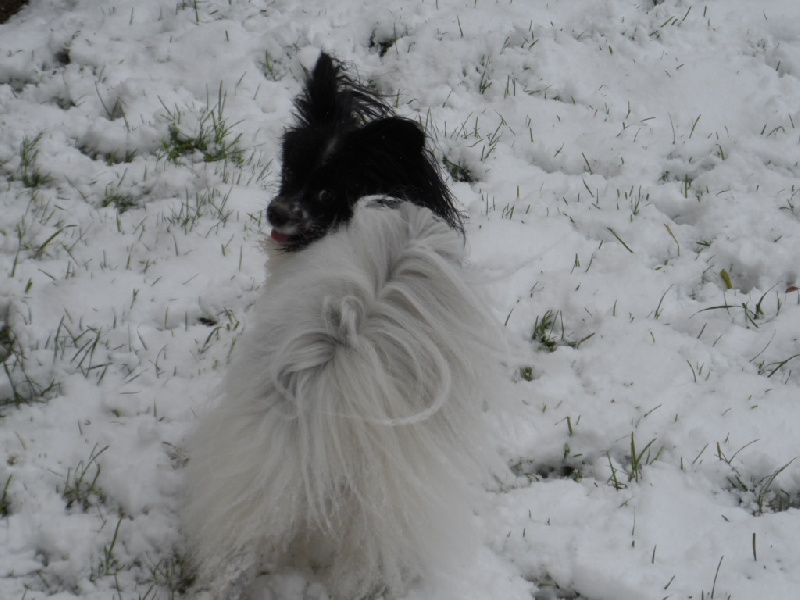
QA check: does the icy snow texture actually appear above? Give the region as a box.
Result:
[1,0,800,599]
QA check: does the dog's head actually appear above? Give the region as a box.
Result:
[267,52,463,251]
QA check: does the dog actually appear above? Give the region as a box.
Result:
[183,52,507,600]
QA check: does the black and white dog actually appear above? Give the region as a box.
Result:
[184,53,506,599]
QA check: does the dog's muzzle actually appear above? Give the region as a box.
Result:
[266,198,311,243]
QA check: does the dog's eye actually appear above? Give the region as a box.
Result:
[317,190,333,203]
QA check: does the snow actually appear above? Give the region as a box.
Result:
[1,0,799,598]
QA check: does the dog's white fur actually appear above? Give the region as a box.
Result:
[184,199,506,599]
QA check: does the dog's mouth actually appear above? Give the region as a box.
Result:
[270,229,295,245]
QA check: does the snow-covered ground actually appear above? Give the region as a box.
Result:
[2,0,800,598]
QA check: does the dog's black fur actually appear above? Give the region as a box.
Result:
[266,52,463,251]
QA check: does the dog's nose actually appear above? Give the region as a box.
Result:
[267,201,292,228]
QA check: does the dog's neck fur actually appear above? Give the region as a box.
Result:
[263,236,293,280]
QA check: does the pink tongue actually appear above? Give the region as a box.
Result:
[271,230,292,244]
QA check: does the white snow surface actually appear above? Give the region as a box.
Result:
[1,0,800,599]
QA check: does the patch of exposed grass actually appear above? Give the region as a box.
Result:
[162,187,233,235]
[0,475,11,517]
[90,516,125,582]
[531,309,595,352]
[718,443,800,515]
[531,572,584,600]
[63,444,109,511]
[627,432,660,483]
[1,318,59,408]
[605,433,663,489]
[142,553,196,600]
[369,24,405,57]
[102,191,138,213]
[159,85,244,166]
[510,439,587,487]
[16,134,53,189]
[442,155,475,183]
[518,365,534,382]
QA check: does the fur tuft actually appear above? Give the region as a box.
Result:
[184,200,506,599]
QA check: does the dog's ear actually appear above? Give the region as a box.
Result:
[354,117,426,156]
[294,52,341,126]
[294,52,392,128]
